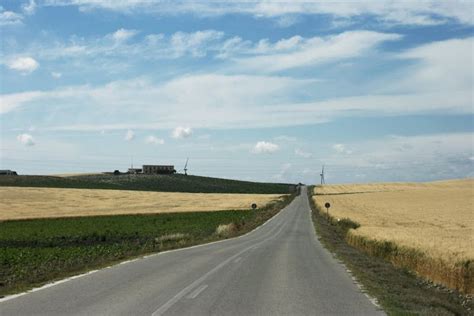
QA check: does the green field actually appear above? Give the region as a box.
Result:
[0,194,295,296]
[0,174,292,194]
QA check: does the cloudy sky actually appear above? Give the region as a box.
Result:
[0,0,473,183]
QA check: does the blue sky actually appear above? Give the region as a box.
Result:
[0,0,473,184]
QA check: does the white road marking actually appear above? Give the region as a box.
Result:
[186,284,208,299]
[119,258,139,265]
[151,220,288,316]
[0,270,99,303]
[234,257,242,263]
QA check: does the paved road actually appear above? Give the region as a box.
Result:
[1,187,384,316]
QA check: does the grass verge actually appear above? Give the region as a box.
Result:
[307,186,473,315]
[0,193,295,297]
[346,233,473,295]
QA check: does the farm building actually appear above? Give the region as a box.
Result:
[128,168,143,174]
[142,165,176,175]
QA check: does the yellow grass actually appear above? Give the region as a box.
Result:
[314,178,474,293]
[0,187,284,220]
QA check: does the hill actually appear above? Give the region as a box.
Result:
[0,174,292,194]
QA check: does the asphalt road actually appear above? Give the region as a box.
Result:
[1,187,384,316]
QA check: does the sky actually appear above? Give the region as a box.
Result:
[0,0,473,184]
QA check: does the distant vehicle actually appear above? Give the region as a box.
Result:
[0,170,18,175]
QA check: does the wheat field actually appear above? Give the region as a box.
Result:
[314,178,474,293]
[0,187,284,220]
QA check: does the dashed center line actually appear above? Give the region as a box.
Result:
[187,284,208,299]
[151,220,288,316]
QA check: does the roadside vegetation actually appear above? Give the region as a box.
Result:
[0,186,284,220]
[0,193,295,297]
[308,186,473,315]
[0,174,292,194]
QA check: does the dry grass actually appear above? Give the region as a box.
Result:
[154,233,189,243]
[313,178,474,294]
[215,223,237,237]
[0,187,284,220]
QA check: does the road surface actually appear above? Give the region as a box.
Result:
[1,187,384,315]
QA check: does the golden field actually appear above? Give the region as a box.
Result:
[0,187,284,220]
[313,178,474,294]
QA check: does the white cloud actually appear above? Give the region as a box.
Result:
[19,29,227,62]
[124,129,135,141]
[41,1,474,26]
[333,144,345,153]
[252,141,279,154]
[2,73,471,131]
[170,30,224,57]
[5,29,398,74]
[22,0,37,15]
[145,135,164,145]
[324,133,474,182]
[172,126,192,139]
[272,163,299,182]
[274,135,298,143]
[272,90,473,121]
[6,57,39,74]
[0,37,471,131]
[0,90,44,114]
[250,35,304,54]
[112,28,138,42]
[295,148,312,158]
[236,31,402,72]
[275,15,300,27]
[396,37,474,93]
[215,36,248,59]
[160,74,311,109]
[0,8,23,26]
[332,144,352,155]
[51,72,62,78]
[17,133,35,146]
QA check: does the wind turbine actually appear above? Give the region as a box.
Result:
[320,165,326,185]
[183,158,189,176]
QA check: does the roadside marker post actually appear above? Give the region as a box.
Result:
[324,202,331,222]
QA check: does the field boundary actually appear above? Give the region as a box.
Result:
[307,186,473,314]
[346,232,473,294]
